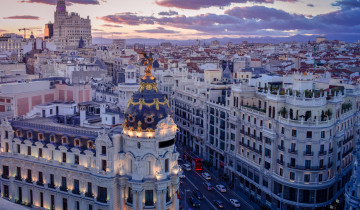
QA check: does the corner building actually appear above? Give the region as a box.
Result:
[0,57,180,210]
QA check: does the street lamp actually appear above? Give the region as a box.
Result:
[184,189,191,210]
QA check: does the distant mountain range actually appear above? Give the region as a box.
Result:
[92,34,359,46]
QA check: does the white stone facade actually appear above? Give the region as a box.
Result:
[53,0,92,51]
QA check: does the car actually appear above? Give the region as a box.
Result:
[203,182,213,191]
[216,185,227,192]
[179,173,186,179]
[182,164,191,171]
[178,157,183,161]
[213,200,224,208]
[192,190,204,200]
[189,196,201,208]
[201,172,211,180]
[230,199,241,207]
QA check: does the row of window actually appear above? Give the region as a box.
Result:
[14,130,95,148]
[2,165,106,203]
[3,143,107,171]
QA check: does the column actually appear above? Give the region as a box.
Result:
[174,195,179,210]
[132,190,137,210]
[138,190,143,210]
[119,186,124,210]
[162,189,166,210]
[156,190,161,210]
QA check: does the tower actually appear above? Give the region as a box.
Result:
[118,53,180,210]
[56,0,66,15]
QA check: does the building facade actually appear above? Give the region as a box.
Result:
[0,56,180,210]
[173,70,359,209]
[53,0,92,51]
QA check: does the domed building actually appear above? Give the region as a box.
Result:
[115,54,180,210]
[0,54,180,210]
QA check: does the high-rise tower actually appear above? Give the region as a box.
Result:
[53,0,92,51]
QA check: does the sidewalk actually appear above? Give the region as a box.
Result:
[205,166,261,210]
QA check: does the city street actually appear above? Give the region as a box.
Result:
[178,159,255,210]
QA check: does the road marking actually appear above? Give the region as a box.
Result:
[194,171,255,210]
[186,174,218,210]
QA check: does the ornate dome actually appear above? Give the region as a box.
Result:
[123,54,171,132]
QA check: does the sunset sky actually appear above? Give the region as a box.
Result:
[0,0,359,41]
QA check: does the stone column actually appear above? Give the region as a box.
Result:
[156,190,162,210]
[119,186,124,210]
[138,190,143,210]
[132,190,137,210]
[174,195,179,210]
[162,189,166,210]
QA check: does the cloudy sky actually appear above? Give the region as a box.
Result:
[0,0,359,41]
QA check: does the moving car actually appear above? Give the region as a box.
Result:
[230,199,241,207]
[182,164,191,171]
[216,185,227,192]
[192,190,204,200]
[213,200,224,208]
[201,172,211,180]
[189,196,201,208]
[203,182,213,191]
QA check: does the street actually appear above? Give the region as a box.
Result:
[178,159,255,210]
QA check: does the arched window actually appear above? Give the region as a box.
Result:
[87,140,93,149]
[16,130,21,137]
[62,136,67,144]
[27,131,32,139]
[74,138,80,147]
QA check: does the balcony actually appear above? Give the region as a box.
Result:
[328,162,333,168]
[72,189,80,195]
[288,149,297,155]
[278,145,285,151]
[97,197,107,203]
[1,174,9,179]
[287,163,327,171]
[36,180,44,186]
[48,183,55,189]
[342,148,354,158]
[303,151,314,156]
[25,177,33,183]
[344,136,354,144]
[60,186,68,192]
[85,192,94,198]
[15,175,22,181]
[277,159,284,166]
[319,151,327,156]
[329,148,334,154]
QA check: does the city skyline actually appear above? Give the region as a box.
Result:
[0,0,359,42]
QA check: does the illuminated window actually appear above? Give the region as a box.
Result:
[74,139,80,147]
[87,141,93,149]
[50,135,55,142]
[38,133,43,141]
[62,137,67,144]
[16,130,21,137]
[27,132,32,139]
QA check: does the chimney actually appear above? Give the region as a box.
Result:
[80,105,86,127]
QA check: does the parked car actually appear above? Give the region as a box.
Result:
[179,173,186,179]
[192,190,204,200]
[213,200,224,208]
[182,164,191,171]
[230,199,241,207]
[189,196,201,208]
[178,157,183,161]
[216,185,227,192]
[201,172,211,180]
[203,182,213,191]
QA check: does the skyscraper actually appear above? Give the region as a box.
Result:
[53,0,92,51]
